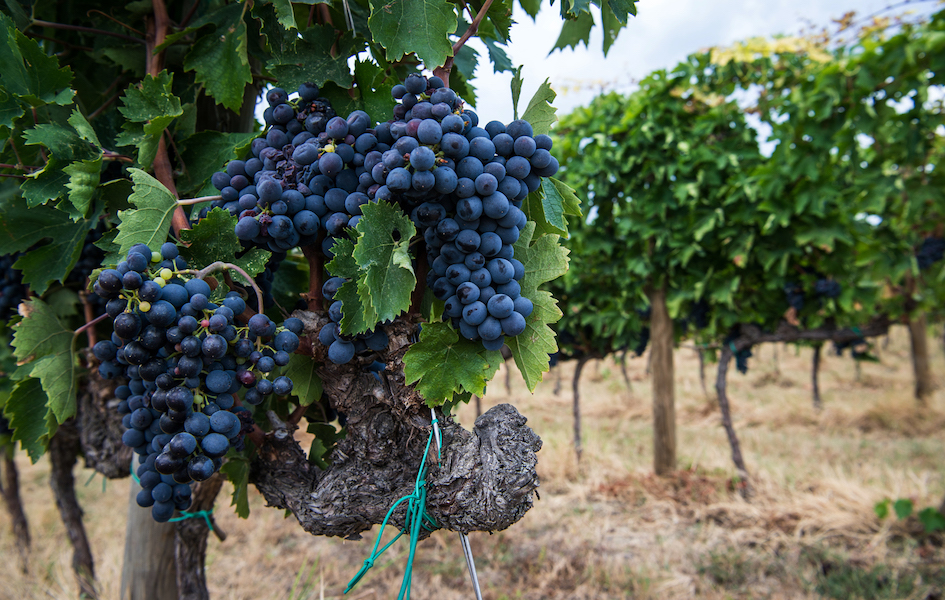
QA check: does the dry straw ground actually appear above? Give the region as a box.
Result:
[1,326,943,599]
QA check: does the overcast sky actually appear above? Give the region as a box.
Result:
[463,0,935,124]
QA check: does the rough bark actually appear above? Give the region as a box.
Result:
[121,482,178,600]
[647,286,676,476]
[812,343,823,410]
[907,312,933,405]
[79,370,132,479]
[572,356,589,462]
[249,314,541,539]
[176,476,225,600]
[716,347,753,499]
[473,395,481,419]
[49,420,97,599]
[0,445,30,573]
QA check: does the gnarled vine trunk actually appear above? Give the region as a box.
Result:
[49,420,97,598]
[249,314,542,539]
[715,347,753,499]
[0,445,30,573]
[572,356,589,461]
[812,343,823,410]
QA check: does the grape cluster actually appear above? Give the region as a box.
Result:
[783,283,804,311]
[689,300,710,330]
[92,242,300,522]
[813,278,841,299]
[316,276,390,364]
[916,236,945,270]
[380,74,555,351]
[834,337,869,359]
[209,82,369,255]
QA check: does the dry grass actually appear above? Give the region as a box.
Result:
[1,326,943,599]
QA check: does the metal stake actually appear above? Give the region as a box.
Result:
[430,409,483,599]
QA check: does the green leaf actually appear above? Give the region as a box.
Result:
[5,377,55,462]
[113,168,178,257]
[0,88,24,129]
[63,157,102,218]
[521,79,557,135]
[284,354,323,407]
[403,321,503,405]
[0,196,93,295]
[23,123,97,161]
[874,499,890,519]
[266,24,352,92]
[176,131,257,195]
[67,109,102,148]
[893,498,914,520]
[184,17,252,112]
[352,60,398,124]
[116,72,183,168]
[918,507,945,533]
[306,421,343,469]
[519,0,541,19]
[510,65,524,120]
[179,208,271,278]
[483,38,513,73]
[267,0,298,30]
[453,45,479,81]
[369,0,457,69]
[219,453,251,518]
[351,201,416,326]
[505,222,569,391]
[523,177,582,238]
[20,156,70,207]
[0,12,74,106]
[12,298,77,424]
[550,11,593,54]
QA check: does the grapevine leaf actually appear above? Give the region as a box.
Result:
[270,254,309,312]
[523,176,582,238]
[352,201,416,325]
[453,45,479,81]
[521,79,557,136]
[20,157,70,207]
[0,12,74,106]
[176,131,257,195]
[219,453,251,518]
[23,123,97,161]
[0,88,24,129]
[266,25,352,91]
[519,0,541,19]
[505,222,568,391]
[403,321,503,405]
[483,38,513,73]
[285,354,323,407]
[510,65,524,120]
[327,237,374,334]
[267,0,298,30]
[550,10,593,54]
[0,196,93,295]
[63,156,102,218]
[353,60,398,123]
[67,108,102,148]
[5,377,55,462]
[368,0,457,69]
[12,298,77,424]
[116,72,183,168]
[179,208,271,278]
[306,422,343,469]
[184,19,252,111]
[114,168,178,256]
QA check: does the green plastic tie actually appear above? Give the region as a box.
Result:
[852,326,862,336]
[130,461,140,485]
[168,509,214,529]
[729,341,737,352]
[345,418,441,598]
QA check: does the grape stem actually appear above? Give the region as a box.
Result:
[73,313,109,340]
[181,262,265,318]
[176,195,223,206]
[433,0,496,86]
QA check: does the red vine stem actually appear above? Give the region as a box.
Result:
[31,19,145,45]
[176,195,222,206]
[0,163,40,172]
[434,0,496,86]
[300,244,324,312]
[73,313,109,340]
[180,262,265,317]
